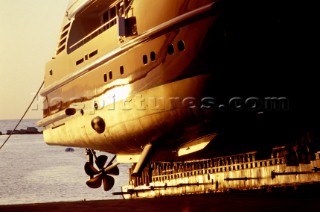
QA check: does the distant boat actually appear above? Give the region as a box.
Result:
[65,147,75,152]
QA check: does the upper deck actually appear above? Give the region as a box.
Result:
[66,0,134,54]
[42,0,215,93]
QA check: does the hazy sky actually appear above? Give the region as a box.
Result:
[0,0,69,120]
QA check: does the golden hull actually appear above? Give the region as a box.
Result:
[42,74,216,154]
[39,1,221,158]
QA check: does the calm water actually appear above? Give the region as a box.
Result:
[0,120,130,205]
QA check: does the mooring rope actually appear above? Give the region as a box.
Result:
[0,81,44,151]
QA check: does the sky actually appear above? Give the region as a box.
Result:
[0,0,69,120]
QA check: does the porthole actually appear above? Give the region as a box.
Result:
[177,40,185,51]
[143,55,148,64]
[120,66,124,75]
[94,102,99,110]
[167,44,174,55]
[109,71,113,80]
[104,74,107,82]
[150,51,156,61]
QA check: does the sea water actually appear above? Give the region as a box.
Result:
[0,119,130,205]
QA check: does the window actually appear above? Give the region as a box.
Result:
[177,40,185,51]
[150,51,156,61]
[143,55,148,64]
[120,66,124,75]
[168,44,174,55]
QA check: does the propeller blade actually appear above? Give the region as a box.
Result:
[84,162,100,176]
[106,164,120,176]
[95,155,108,169]
[102,175,115,191]
[86,174,102,189]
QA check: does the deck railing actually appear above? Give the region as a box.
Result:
[69,16,118,52]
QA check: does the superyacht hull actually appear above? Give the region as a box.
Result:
[38,0,223,159]
[37,0,320,194]
[40,74,216,155]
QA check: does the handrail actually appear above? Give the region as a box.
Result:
[68,1,133,51]
[69,16,117,50]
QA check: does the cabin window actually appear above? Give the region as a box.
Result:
[76,58,84,65]
[89,50,98,58]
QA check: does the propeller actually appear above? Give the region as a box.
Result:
[84,154,120,191]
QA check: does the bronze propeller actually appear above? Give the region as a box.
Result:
[84,155,120,191]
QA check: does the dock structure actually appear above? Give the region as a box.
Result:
[119,151,320,199]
